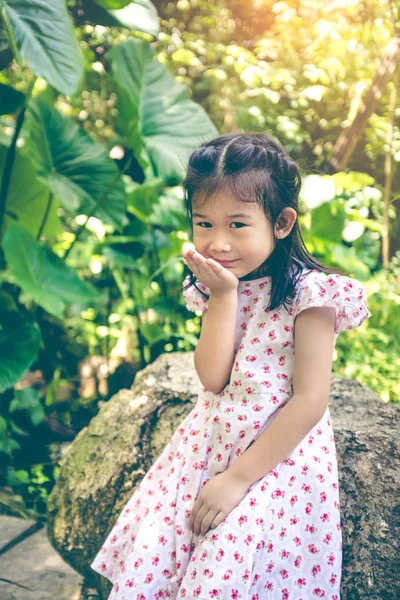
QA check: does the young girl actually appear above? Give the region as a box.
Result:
[90,132,371,599]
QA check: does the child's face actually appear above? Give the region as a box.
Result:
[192,190,276,281]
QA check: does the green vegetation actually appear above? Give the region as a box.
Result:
[0,0,399,520]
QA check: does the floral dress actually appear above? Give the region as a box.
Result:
[90,268,371,600]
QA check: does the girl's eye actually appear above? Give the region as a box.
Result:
[195,222,246,229]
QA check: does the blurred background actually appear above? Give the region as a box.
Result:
[0,0,399,528]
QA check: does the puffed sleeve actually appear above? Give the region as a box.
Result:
[182,274,210,315]
[293,270,372,335]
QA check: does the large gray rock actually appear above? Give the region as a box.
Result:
[46,352,400,599]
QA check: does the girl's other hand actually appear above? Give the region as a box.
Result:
[182,248,239,296]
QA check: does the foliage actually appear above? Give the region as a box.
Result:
[0,0,398,518]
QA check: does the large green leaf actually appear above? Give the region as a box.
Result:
[107,38,218,183]
[0,21,12,70]
[0,144,60,238]
[0,82,25,114]
[0,307,41,393]
[0,0,83,94]
[83,0,159,37]
[3,222,100,319]
[26,98,128,229]
[94,0,131,8]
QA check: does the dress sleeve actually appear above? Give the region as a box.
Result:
[293,270,372,335]
[182,274,210,315]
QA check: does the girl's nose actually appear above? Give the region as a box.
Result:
[210,238,231,252]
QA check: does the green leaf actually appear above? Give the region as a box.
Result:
[0,0,83,94]
[93,0,131,8]
[9,386,44,426]
[0,310,41,393]
[107,38,218,183]
[2,221,100,319]
[0,82,24,114]
[26,98,128,229]
[0,144,60,239]
[85,0,159,37]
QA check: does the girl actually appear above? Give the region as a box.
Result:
[90,132,371,599]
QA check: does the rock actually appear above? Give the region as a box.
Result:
[46,352,400,599]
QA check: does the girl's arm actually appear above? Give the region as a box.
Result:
[227,306,336,486]
[194,290,238,394]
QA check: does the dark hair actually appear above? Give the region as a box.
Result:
[181,132,347,313]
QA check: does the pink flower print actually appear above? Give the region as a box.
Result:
[261,380,272,390]
[294,555,302,568]
[265,347,274,356]
[281,589,290,600]
[306,523,317,534]
[320,491,327,503]
[144,573,154,584]
[277,373,288,380]
[133,558,143,569]
[257,321,266,329]
[182,494,192,501]
[330,573,337,586]
[231,590,240,599]
[317,474,325,483]
[242,305,251,313]
[242,568,250,581]
[289,476,297,488]
[320,512,330,523]
[162,569,173,579]
[266,561,274,573]
[305,502,313,515]
[209,590,219,598]
[193,586,202,597]
[163,516,173,526]
[301,464,309,476]
[296,578,307,588]
[243,288,252,296]
[193,460,206,470]
[244,371,255,378]
[222,569,233,580]
[246,354,257,362]
[110,534,118,544]
[158,535,168,546]
[125,579,134,587]
[307,435,314,446]
[249,497,257,508]
[308,544,319,555]
[234,551,244,563]
[323,533,333,544]
[293,536,302,547]
[250,337,261,344]
[203,568,214,579]
[290,495,298,506]
[267,542,274,553]
[281,549,290,559]
[232,380,242,388]
[279,569,289,579]
[181,543,190,554]
[268,330,277,341]
[255,517,265,527]
[99,562,107,573]
[313,588,326,597]
[327,553,335,566]
[264,582,274,591]
[262,364,271,374]
[321,445,329,454]
[271,312,280,322]
[278,356,286,366]
[279,527,287,540]
[226,533,238,543]
[216,548,225,562]
[191,568,198,580]
[278,508,285,519]
[152,555,160,566]
[112,550,119,560]
[238,515,248,527]
[290,516,298,526]
[225,422,232,433]
[192,443,200,454]
[302,483,312,494]
[272,488,285,500]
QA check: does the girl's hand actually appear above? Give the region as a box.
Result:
[182,248,239,295]
[188,471,250,536]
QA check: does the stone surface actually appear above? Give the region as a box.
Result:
[0,515,83,599]
[46,352,400,600]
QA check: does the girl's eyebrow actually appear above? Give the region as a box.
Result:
[192,212,253,219]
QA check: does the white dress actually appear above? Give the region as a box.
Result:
[90,268,371,599]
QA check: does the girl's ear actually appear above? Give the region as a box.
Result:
[275,208,297,239]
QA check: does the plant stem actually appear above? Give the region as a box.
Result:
[36,192,53,240]
[0,76,37,244]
